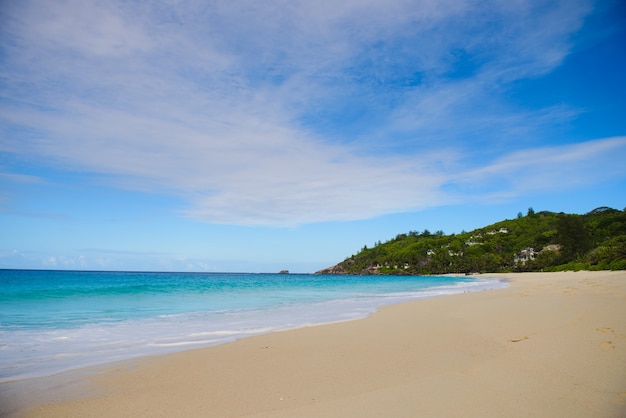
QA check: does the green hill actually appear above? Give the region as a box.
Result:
[317,207,626,275]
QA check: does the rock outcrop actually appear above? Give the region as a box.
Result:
[315,259,383,275]
[315,264,348,274]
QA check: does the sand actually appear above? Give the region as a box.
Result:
[3,271,626,417]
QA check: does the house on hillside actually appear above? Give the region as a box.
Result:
[514,248,536,264]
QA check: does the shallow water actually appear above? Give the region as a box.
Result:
[0,269,506,382]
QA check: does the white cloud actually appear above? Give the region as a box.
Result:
[0,172,46,184]
[2,0,152,57]
[0,250,25,263]
[451,136,626,200]
[42,256,57,267]
[1,0,610,226]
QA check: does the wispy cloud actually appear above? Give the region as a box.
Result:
[2,0,615,226]
[0,172,46,184]
[450,136,626,201]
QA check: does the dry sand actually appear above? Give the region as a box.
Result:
[3,271,626,417]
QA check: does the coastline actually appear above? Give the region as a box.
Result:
[0,272,504,384]
[3,271,626,417]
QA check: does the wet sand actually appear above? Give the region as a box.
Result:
[4,271,626,417]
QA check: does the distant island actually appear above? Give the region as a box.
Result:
[317,207,626,275]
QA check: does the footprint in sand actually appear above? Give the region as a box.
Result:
[581,279,603,288]
[596,328,626,346]
[600,341,616,351]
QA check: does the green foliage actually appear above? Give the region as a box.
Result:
[326,207,626,274]
[556,214,591,261]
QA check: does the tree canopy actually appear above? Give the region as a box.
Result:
[317,207,626,275]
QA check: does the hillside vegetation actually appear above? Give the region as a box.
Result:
[317,207,626,275]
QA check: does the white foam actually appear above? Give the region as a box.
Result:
[0,277,507,382]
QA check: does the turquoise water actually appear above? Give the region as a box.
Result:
[0,269,506,382]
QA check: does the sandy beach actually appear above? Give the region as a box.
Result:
[3,271,626,417]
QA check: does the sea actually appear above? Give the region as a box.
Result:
[0,269,506,382]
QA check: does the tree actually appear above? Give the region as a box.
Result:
[527,207,535,216]
[557,214,591,261]
[324,207,625,275]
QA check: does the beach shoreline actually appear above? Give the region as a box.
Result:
[3,271,626,417]
[0,272,505,385]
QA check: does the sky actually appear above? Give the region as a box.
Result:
[1,0,625,273]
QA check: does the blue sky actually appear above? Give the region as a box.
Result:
[1,0,625,273]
